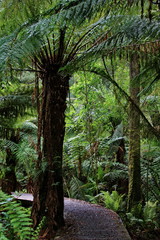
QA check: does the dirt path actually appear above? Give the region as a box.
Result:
[56,198,131,240]
[12,193,131,240]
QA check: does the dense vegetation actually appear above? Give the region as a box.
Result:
[0,0,160,239]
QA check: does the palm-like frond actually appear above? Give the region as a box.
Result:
[0,78,36,138]
[0,93,35,130]
[0,0,150,73]
[63,15,160,73]
[141,154,160,201]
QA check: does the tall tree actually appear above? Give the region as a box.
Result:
[127,52,141,211]
[0,0,113,236]
[1,0,160,237]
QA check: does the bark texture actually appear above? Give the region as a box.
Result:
[127,53,142,211]
[31,72,69,237]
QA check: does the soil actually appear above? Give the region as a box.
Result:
[12,193,131,240]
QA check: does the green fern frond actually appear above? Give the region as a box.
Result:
[0,94,34,129]
[63,15,160,74]
[69,176,85,199]
[20,120,37,135]
[100,190,124,212]
[0,139,18,153]
[0,0,146,73]
[0,223,9,240]
[0,191,33,240]
[143,201,158,224]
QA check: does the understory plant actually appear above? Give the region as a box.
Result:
[97,190,125,212]
[125,201,159,238]
[0,190,44,240]
[0,190,34,240]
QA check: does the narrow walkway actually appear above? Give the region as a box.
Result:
[12,193,131,240]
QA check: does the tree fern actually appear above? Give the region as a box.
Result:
[61,14,160,75]
[0,0,149,73]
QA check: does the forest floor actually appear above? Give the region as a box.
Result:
[12,193,131,240]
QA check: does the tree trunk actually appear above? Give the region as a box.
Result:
[127,53,142,211]
[31,72,69,237]
[1,132,18,194]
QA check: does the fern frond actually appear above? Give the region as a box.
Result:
[0,139,18,153]
[0,223,9,240]
[0,190,34,240]
[68,176,85,199]
[0,94,34,130]
[0,0,147,73]
[100,190,124,212]
[62,15,160,74]
[20,120,37,135]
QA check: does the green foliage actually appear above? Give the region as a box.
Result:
[0,120,37,189]
[0,0,160,238]
[31,217,46,240]
[125,201,159,235]
[67,176,86,199]
[99,190,125,212]
[0,92,35,136]
[103,162,128,191]
[16,121,37,177]
[0,191,46,240]
[141,140,160,202]
[0,191,33,240]
[0,223,8,240]
[143,201,158,226]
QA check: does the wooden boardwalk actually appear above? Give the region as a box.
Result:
[12,193,131,240]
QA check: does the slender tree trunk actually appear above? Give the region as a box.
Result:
[1,132,18,194]
[31,72,69,237]
[127,53,142,211]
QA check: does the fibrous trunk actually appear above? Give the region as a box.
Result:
[127,53,142,211]
[32,72,69,236]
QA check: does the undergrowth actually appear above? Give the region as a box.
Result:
[95,190,160,240]
[0,190,43,240]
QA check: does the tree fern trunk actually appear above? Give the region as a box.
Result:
[127,53,142,211]
[31,72,69,236]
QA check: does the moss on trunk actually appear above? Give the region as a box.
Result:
[127,53,142,211]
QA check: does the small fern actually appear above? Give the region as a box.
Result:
[143,201,158,228]
[100,190,124,212]
[31,216,46,240]
[0,190,33,240]
[125,201,159,232]
[0,223,8,240]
